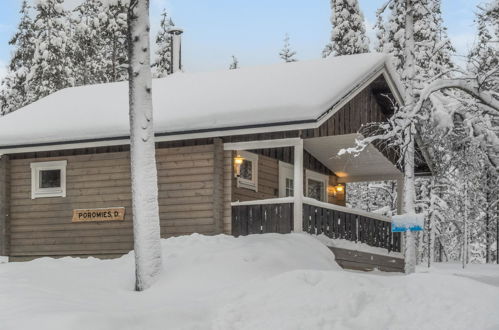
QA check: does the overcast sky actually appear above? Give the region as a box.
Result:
[0,0,483,81]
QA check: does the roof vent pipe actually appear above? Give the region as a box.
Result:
[168,27,183,73]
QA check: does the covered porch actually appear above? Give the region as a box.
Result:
[225,136,405,272]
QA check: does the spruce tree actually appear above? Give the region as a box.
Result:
[279,33,297,62]
[229,55,239,70]
[323,0,369,57]
[26,0,74,102]
[0,0,36,114]
[100,0,129,82]
[469,1,499,93]
[71,0,108,86]
[152,9,174,78]
[376,0,454,83]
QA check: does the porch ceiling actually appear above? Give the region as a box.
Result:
[304,134,402,182]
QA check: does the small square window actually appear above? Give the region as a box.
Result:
[236,151,258,191]
[40,169,61,188]
[31,161,67,199]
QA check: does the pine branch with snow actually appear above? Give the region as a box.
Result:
[323,0,369,57]
[152,9,174,78]
[229,55,239,70]
[279,33,298,63]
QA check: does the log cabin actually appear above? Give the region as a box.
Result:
[0,53,431,271]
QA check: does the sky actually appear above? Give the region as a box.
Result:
[0,0,483,81]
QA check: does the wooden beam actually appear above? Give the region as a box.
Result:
[223,138,303,151]
[0,155,10,256]
[293,139,304,232]
[337,174,403,184]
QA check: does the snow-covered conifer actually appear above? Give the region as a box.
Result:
[71,0,109,86]
[229,55,239,70]
[0,0,36,113]
[100,0,129,82]
[152,9,174,78]
[323,0,369,57]
[279,33,297,62]
[26,0,74,102]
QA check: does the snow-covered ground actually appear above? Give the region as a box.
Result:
[1,233,498,330]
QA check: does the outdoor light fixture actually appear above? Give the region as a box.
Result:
[234,154,244,177]
[329,184,344,196]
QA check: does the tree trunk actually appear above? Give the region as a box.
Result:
[485,171,491,263]
[127,0,162,291]
[463,185,468,269]
[403,0,417,274]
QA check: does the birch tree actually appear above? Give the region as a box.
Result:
[127,0,162,291]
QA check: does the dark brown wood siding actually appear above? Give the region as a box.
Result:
[302,86,389,139]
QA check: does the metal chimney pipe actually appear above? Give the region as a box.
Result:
[168,28,183,73]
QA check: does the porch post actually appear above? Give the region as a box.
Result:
[293,139,303,232]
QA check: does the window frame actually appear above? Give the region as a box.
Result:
[236,151,258,192]
[278,161,294,197]
[305,169,329,202]
[30,160,67,199]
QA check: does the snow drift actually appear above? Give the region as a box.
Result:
[1,233,499,330]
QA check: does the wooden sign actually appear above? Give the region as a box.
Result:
[72,207,125,222]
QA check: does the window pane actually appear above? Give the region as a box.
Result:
[285,178,294,197]
[40,170,61,188]
[307,179,324,201]
[240,160,252,180]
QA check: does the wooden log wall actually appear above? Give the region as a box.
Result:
[0,155,10,256]
[232,152,279,202]
[8,144,231,259]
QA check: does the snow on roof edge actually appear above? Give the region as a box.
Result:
[0,54,405,153]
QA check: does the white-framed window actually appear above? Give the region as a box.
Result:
[236,151,258,191]
[306,169,329,202]
[30,160,67,199]
[278,161,294,197]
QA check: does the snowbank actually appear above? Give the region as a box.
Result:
[1,233,499,330]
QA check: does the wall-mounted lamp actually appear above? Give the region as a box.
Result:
[328,184,345,197]
[234,154,244,177]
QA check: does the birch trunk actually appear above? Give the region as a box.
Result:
[403,0,417,274]
[128,0,162,291]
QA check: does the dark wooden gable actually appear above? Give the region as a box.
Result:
[302,75,395,139]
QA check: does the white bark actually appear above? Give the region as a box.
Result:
[293,139,304,232]
[463,176,468,269]
[403,0,417,274]
[128,0,162,291]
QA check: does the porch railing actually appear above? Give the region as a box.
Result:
[231,197,294,236]
[302,197,401,253]
[231,197,402,253]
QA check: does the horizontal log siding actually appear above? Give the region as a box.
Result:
[9,144,221,257]
[232,152,279,202]
[223,151,233,234]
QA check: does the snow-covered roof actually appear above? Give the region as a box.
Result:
[0,53,399,150]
